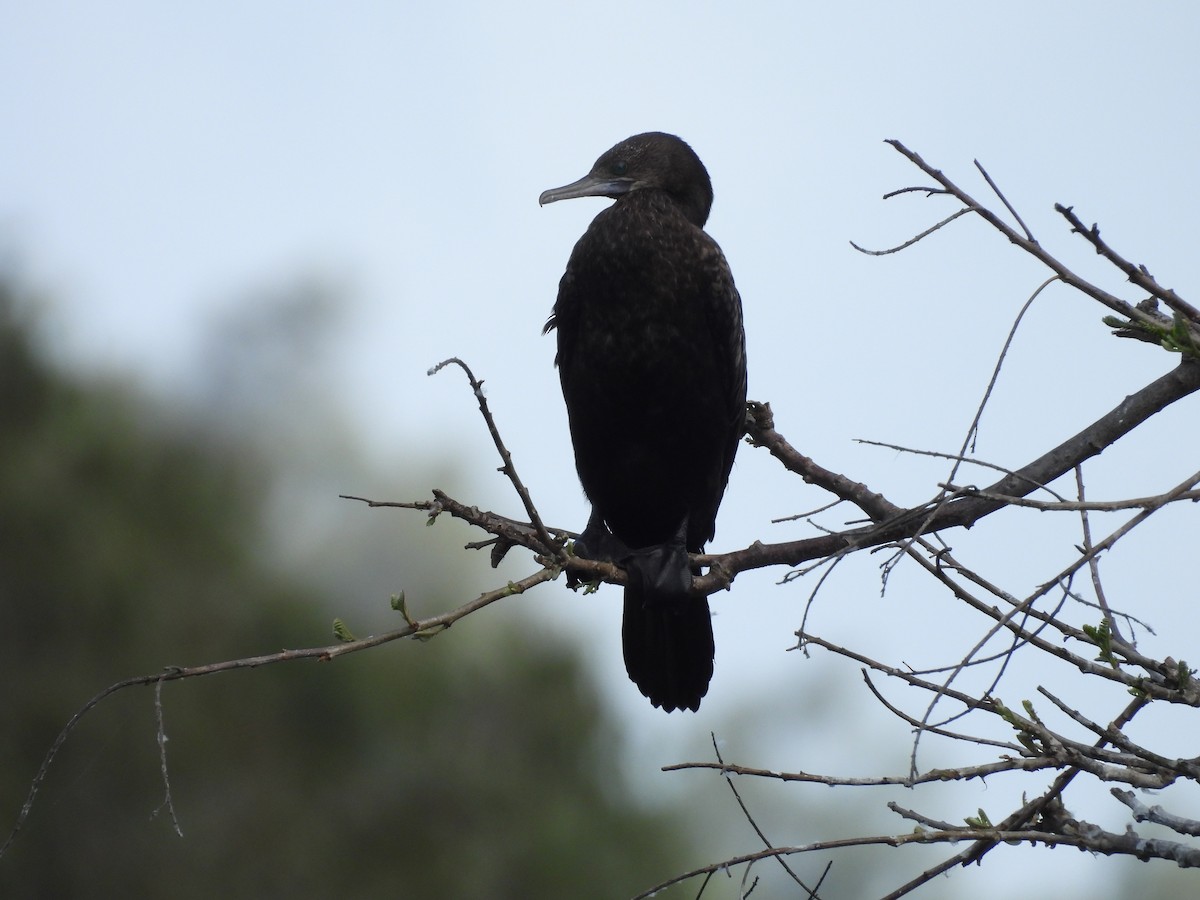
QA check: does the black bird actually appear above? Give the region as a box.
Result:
[540,132,747,712]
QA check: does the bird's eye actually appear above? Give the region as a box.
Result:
[612,161,628,176]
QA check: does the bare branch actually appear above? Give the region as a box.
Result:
[1112,789,1200,838]
[150,675,183,838]
[882,141,1172,335]
[1054,203,1200,322]
[745,401,901,521]
[937,482,1200,512]
[960,275,1058,457]
[1074,465,1126,647]
[887,802,958,831]
[350,356,1200,615]
[703,361,1200,594]
[428,358,565,561]
[974,158,1035,242]
[1,566,559,860]
[665,756,1059,789]
[850,207,973,255]
[634,819,1200,900]
[707,734,815,896]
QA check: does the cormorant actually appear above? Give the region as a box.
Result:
[539,132,747,712]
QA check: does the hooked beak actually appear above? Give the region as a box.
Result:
[539,172,635,206]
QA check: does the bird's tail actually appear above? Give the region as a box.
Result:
[621,546,715,712]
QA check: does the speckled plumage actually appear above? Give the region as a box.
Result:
[541,133,747,712]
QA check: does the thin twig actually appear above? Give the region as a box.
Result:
[150,676,183,837]
[887,803,957,831]
[708,733,816,897]
[849,207,973,255]
[974,158,1035,242]
[962,276,1059,455]
[770,497,845,524]
[883,141,1167,332]
[855,439,1066,501]
[937,482,1200,512]
[428,358,564,561]
[1075,465,1126,647]
[860,670,1023,752]
[878,274,1058,593]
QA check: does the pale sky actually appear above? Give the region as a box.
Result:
[4,4,1199,897]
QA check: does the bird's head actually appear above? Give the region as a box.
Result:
[539,132,714,228]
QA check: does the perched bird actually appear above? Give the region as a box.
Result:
[540,132,747,712]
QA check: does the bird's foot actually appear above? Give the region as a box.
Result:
[573,509,631,563]
[573,514,694,603]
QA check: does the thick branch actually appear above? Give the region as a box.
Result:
[925,361,1200,528]
[695,360,1200,592]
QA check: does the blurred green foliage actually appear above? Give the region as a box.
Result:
[0,281,689,898]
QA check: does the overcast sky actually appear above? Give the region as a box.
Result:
[4,4,1199,897]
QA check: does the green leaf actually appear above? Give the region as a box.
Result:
[1083,619,1118,667]
[1175,660,1193,690]
[1021,699,1042,725]
[332,618,356,642]
[391,591,420,628]
[965,809,992,828]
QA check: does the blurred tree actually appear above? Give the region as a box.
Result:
[0,279,690,898]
